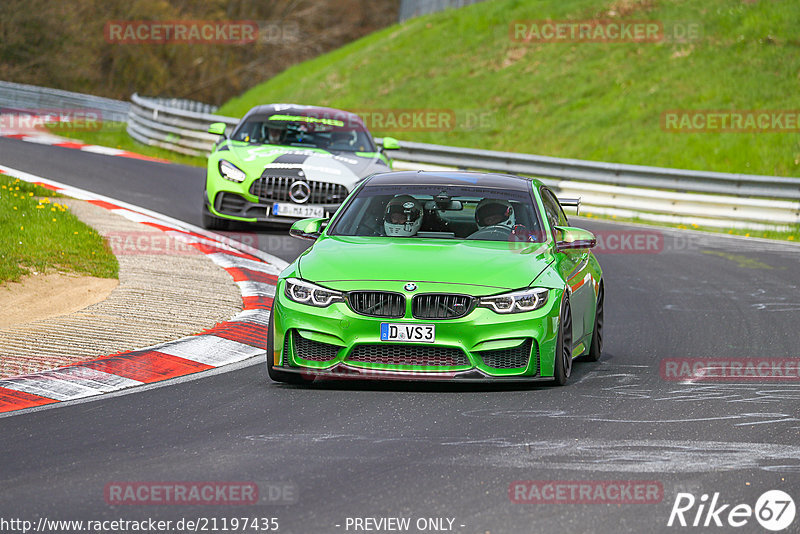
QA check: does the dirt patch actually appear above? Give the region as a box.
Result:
[0,272,118,328]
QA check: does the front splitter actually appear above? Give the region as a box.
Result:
[278,363,552,383]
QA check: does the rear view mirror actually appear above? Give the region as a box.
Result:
[208,122,227,137]
[381,137,400,150]
[289,217,327,240]
[554,226,596,252]
[424,200,463,211]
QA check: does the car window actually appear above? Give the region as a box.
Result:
[540,187,569,230]
[329,184,543,242]
[231,114,376,152]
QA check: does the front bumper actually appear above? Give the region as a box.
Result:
[206,191,339,223]
[272,364,555,383]
[272,282,563,380]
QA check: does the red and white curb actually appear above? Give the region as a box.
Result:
[0,164,287,414]
[1,125,169,163]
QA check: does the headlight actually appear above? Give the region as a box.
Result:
[284,278,344,307]
[479,288,549,313]
[218,160,246,183]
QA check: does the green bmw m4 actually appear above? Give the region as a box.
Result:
[268,171,604,385]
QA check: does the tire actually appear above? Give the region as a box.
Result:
[552,296,573,386]
[266,311,306,385]
[585,282,604,362]
[202,203,231,231]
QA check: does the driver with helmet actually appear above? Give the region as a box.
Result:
[384,195,423,237]
[263,124,284,144]
[475,198,515,229]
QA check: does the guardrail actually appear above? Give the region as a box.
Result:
[127,93,236,157]
[82,93,800,230]
[0,81,130,123]
[128,94,800,230]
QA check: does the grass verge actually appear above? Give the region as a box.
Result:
[0,174,119,284]
[218,0,800,178]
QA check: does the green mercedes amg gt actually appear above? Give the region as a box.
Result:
[268,171,604,385]
[203,104,399,229]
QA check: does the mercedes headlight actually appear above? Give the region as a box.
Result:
[218,160,246,183]
[284,278,344,307]
[479,288,549,313]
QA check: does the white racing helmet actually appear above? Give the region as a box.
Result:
[475,198,515,229]
[384,195,423,237]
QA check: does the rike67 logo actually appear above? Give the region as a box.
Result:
[668,490,795,531]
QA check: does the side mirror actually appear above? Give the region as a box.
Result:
[289,217,327,240]
[208,122,227,137]
[381,137,400,150]
[554,226,596,252]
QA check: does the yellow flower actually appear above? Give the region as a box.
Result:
[20,226,23,230]
[74,231,79,235]
[13,206,17,210]
[691,223,699,228]
[745,233,750,237]
[788,236,795,241]
[52,218,57,222]
[51,207,56,211]
[28,192,33,196]
[1,185,6,189]
[35,205,44,209]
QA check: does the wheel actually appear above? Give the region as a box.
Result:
[585,282,604,362]
[266,311,306,384]
[552,296,573,386]
[202,203,231,231]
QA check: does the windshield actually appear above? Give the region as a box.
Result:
[231,113,376,152]
[329,183,544,242]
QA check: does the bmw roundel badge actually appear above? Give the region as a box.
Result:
[404,282,417,292]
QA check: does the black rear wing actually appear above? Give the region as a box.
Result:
[558,197,581,215]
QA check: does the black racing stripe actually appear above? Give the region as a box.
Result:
[272,153,311,164]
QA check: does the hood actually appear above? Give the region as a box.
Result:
[297,236,553,295]
[222,142,390,187]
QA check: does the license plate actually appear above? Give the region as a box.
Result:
[272,203,325,218]
[380,323,435,343]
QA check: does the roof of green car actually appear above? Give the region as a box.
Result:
[242,104,367,128]
[365,171,542,191]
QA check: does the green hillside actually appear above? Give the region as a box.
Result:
[218,0,800,177]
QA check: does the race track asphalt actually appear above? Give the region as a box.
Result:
[2,136,799,533]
